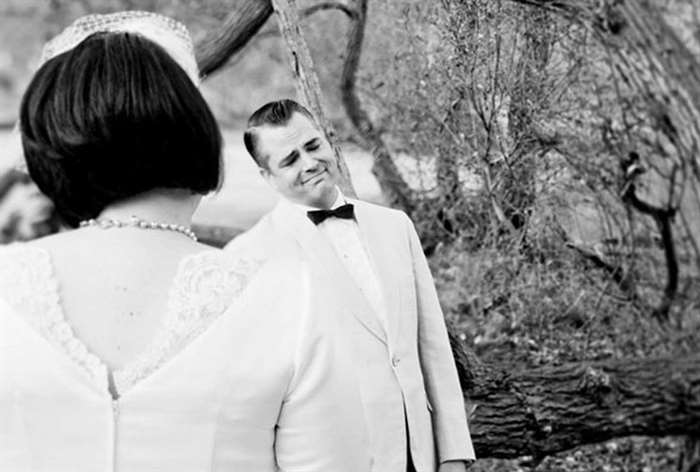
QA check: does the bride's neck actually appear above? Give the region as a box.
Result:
[98,189,201,227]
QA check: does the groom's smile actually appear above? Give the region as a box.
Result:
[302,169,329,186]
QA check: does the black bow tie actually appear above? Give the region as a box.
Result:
[307,203,355,225]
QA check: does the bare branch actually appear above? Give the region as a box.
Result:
[303,1,356,19]
[195,0,274,78]
[568,241,634,289]
[254,2,358,40]
[621,180,679,320]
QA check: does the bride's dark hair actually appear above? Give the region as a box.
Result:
[19,31,223,227]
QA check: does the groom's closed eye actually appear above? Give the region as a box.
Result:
[304,138,321,152]
[280,150,300,168]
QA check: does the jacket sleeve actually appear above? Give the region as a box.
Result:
[405,214,476,463]
[275,260,371,472]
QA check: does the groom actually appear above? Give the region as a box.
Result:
[226,99,475,471]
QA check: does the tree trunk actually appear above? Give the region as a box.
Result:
[270,0,356,197]
[507,0,700,164]
[618,1,700,126]
[449,330,700,459]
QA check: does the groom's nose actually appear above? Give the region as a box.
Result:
[299,152,319,172]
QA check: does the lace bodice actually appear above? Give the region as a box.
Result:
[0,243,263,395]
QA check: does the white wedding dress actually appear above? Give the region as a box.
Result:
[0,243,369,472]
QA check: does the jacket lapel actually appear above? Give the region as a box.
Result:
[269,200,388,345]
[351,200,404,347]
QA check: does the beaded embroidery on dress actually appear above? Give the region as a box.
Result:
[0,243,263,394]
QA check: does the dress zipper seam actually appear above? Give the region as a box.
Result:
[108,370,120,472]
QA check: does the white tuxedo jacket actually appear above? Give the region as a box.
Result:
[226,198,475,471]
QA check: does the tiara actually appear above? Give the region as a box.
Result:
[39,10,199,85]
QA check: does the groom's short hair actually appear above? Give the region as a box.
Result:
[244,99,316,169]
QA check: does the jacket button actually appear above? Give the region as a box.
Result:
[391,356,400,367]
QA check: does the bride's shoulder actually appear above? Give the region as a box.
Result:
[0,242,55,315]
[0,240,36,254]
[0,233,73,267]
[0,242,50,275]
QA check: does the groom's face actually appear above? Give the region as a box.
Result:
[257,112,338,208]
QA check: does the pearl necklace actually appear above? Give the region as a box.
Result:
[79,215,198,242]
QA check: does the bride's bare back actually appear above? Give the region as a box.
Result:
[28,213,215,370]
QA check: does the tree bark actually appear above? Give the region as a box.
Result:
[449,330,700,459]
[618,1,700,124]
[195,0,274,79]
[254,3,356,40]
[270,0,356,197]
[507,0,700,156]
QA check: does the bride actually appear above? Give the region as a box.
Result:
[0,11,369,472]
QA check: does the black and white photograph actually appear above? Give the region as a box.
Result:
[0,1,698,471]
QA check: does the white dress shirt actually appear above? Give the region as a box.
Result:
[293,190,388,332]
